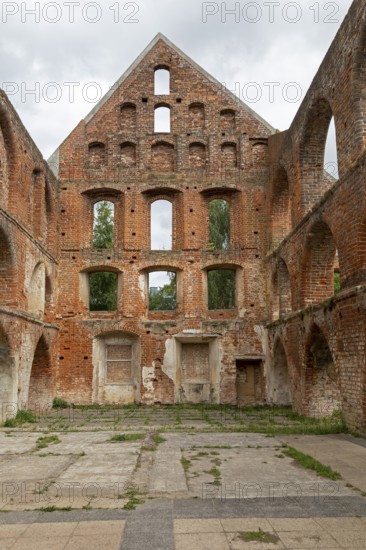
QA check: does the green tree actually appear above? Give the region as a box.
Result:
[208,269,235,310]
[93,201,114,249]
[89,272,117,311]
[90,202,116,311]
[149,272,177,311]
[209,199,230,250]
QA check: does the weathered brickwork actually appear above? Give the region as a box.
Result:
[0,0,365,432]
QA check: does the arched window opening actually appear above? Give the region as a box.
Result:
[278,258,292,315]
[220,109,236,132]
[120,142,136,167]
[334,250,340,294]
[208,199,230,250]
[150,199,172,250]
[89,272,118,311]
[148,271,176,311]
[120,103,136,132]
[28,335,53,410]
[208,269,236,310]
[189,103,205,130]
[300,99,336,212]
[28,263,46,319]
[324,117,339,180]
[154,67,170,95]
[88,142,106,166]
[32,169,43,238]
[151,141,175,172]
[306,326,340,417]
[271,269,280,322]
[154,105,171,133]
[93,201,114,249]
[189,142,206,169]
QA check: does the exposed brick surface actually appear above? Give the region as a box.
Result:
[0,2,365,431]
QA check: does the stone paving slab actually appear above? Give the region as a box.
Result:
[280,434,366,492]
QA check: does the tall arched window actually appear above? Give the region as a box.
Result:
[209,199,230,250]
[150,199,172,250]
[154,105,171,133]
[93,201,114,248]
[154,67,170,95]
[207,268,236,310]
[148,271,176,310]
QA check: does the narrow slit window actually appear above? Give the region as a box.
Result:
[209,199,230,250]
[93,201,114,248]
[150,199,172,250]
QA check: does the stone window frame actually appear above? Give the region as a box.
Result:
[81,188,123,250]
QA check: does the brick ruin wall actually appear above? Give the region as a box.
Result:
[0,0,365,432]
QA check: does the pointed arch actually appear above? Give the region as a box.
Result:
[28,334,53,410]
[299,98,337,214]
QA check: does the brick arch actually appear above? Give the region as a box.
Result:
[28,334,54,410]
[268,336,292,406]
[304,324,340,417]
[0,223,17,306]
[0,100,19,205]
[0,324,16,421]
[271,266,279,321]
[300,219,337,308]
[298,97,336,214]
[278,257,292,315]
[352,22,366,156]
[271,165,291,247]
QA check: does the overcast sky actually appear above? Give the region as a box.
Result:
[0,0,353,162]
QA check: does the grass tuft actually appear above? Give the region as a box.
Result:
[283,446,342,480]
[238,528,279,543]
[109,433,144,442]
[4,410,36,427]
